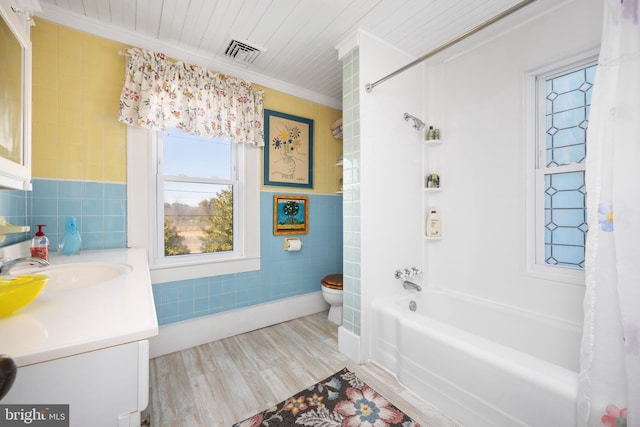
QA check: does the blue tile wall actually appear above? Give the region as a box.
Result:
[1,180,343,327]
[0,179,127,250]
[153,191,343,325]
[342,48,362,336]
[30,179,127,251]
[0,188,30,246]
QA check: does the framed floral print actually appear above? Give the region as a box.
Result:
[273,195,308,235]
[264,109,314,188]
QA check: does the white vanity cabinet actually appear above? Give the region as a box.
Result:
[3,341,150,427]
[0,0,37,190]
[0,247,158,427]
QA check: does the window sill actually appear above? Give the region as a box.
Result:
[524,264,585,287]
[149,255,261,284]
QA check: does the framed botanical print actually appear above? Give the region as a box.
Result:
[264,109,314,188]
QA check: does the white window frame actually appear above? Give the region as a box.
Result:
[524,51,597,286]
[127,126,260,284]
[156,131,241,264]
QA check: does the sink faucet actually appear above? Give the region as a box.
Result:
[0,257,50,275]
[402,280,422,292]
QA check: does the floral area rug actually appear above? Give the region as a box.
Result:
[233,367,421,427]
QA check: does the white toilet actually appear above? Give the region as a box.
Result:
[321,274,343,325]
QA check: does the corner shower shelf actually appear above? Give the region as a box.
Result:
[336,156,343,193]
[423,132,443,241]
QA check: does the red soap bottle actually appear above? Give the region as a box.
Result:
[30,224,49,261]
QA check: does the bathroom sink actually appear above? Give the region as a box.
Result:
[12,262,132,291]
[0,275,49,317]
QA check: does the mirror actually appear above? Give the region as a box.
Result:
[0,12,23,164]
[0,0,32,190]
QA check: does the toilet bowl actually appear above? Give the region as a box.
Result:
[321,274,343,325]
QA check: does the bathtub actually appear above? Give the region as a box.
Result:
[370,289,581,426]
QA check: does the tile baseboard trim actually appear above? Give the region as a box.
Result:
[149,292,329,358]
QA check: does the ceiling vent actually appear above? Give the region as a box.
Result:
[224,39,266,65]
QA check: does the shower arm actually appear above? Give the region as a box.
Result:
[364,0,537,93]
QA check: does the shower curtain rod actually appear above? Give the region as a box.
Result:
[364,0,537,93]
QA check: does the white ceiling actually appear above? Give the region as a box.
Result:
[36,0,534,108]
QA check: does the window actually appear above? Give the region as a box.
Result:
[528,57,596,282]
[127,126,260,283]
[159,129,237,260]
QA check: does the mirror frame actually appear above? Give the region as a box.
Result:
[0,0,32,190]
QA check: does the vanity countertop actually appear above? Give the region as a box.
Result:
[0,247,158,367]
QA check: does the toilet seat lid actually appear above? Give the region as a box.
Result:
[321,274,343,290]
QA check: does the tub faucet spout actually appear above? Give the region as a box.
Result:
[402,280,422,292]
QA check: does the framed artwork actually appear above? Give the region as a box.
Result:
[273,195,308,235]
[264,109,314,188]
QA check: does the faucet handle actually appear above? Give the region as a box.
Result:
[395,268,422,279]
[394,269,412,279]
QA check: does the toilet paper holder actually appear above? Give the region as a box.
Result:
[284,238,303,251]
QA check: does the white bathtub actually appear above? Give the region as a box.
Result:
[370,289,581,426]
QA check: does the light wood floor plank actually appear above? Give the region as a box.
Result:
[147,311,462,426]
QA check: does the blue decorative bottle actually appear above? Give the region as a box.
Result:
[59,216,81,255]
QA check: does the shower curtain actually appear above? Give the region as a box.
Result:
[578,1,640,426]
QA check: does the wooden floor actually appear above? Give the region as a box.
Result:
[147,312,462,426]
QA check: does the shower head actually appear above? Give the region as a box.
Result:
[404,113,425,130]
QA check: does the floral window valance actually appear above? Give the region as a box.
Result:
[118,48,265,146]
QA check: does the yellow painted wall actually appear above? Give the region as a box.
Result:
[257,86,343,194]
[30,19,343,194]
[31,19,128,182]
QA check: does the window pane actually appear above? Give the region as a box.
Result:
[163,128,232,179]
[544,244,585,268]
[163,181,233,256]
[545,65,596,167]
[544,171,587,268]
